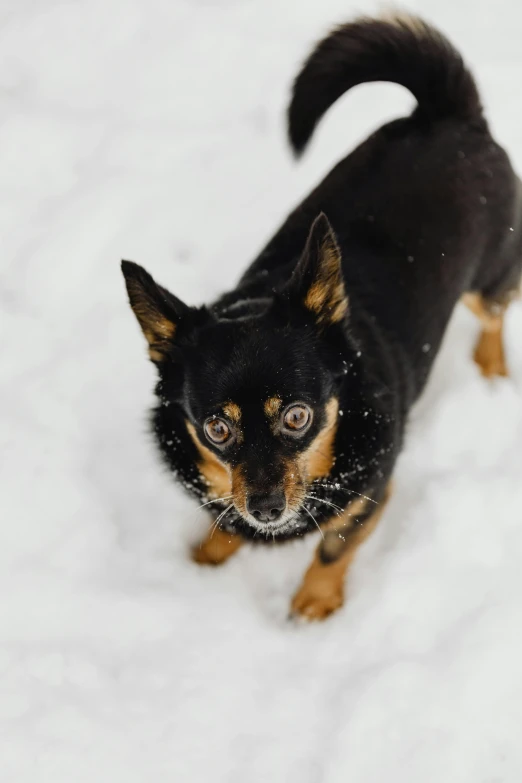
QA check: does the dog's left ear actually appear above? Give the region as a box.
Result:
[121,260,191,363]
[282,213,348,328]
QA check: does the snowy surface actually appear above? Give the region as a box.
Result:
[1,1,522,780]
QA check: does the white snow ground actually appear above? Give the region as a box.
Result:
[1,0,522,780]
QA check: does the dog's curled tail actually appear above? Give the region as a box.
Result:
[288,14,483,156]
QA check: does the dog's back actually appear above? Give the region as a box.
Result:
[237,15,522,402]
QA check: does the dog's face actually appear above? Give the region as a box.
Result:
[180,315,343,534]
[122,215,352,535]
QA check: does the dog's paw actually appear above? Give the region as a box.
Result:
[191,544,224,566]
[290,584,344,621]
[191,529,243,567]
[474,352,508,378]
[473,331,508,378]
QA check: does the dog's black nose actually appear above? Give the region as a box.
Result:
[247,492,286,523]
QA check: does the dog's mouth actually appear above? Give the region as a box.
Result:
[223,492,311,537]
[228,466,308,535]
[209,479,336,538]
[203,482,308,538]
[240,506,297,532]
[233,507,308,537]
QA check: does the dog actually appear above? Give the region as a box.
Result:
[121,15,522,620]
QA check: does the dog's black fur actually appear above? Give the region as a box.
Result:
[122,16,522,545]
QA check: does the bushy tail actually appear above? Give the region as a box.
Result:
[288,14,483,155]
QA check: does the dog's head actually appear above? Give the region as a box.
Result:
[122,214,355,535]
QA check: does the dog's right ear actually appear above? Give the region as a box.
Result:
[121,260,191,363]
[279,213,348,330]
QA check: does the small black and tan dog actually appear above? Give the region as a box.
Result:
[122,15,522,620]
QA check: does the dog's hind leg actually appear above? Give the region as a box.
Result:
[291,484,392,621]
[462,291,518,378]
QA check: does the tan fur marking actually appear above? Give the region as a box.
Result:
[185,421,231,498]
[473,326,508,378]
[222,402,242,423]
[231,465,248,519]
[126,277,176,361]
[264,396,282,418]
[276,398,340,516]
[148,348,165,362]
[331,291,349,323]
[192,527,243,566]
[291,485,392,621]
[304,258,348,324]
[303,235,348,327]
[462,292,510,378]
[282,457,306,514]
[462,292,506,332]
[301,397,339,481]
[304,282,329,316]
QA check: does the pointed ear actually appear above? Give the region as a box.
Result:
[121,260,190,363]
[283,213,348,328]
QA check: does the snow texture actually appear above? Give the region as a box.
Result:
[1,1,522,781]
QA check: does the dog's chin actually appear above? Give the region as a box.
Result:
[235,508,304,538]
[249,520,293,537]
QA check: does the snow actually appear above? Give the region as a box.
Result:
[1,0,522,780]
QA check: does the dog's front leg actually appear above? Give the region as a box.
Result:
[192,526,243,566]
[291,484,392,621]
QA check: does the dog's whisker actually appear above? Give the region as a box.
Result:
[301,505,325,540]
[210,504,234,539]
[313,483,378,505]
[196,495,233,511]
[304,495,343,534]
[305,494,344,515]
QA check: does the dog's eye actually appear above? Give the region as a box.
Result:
[204,417,231,445]
[282,404,312,433]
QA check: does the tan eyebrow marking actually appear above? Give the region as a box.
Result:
[222,402,242,423]
[264,396,282,418]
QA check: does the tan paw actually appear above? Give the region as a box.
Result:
[191,528,243,567]
[290,584,344,621]
[473,330,508,378]
[474,352,508,378]
[191,545,224,566]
